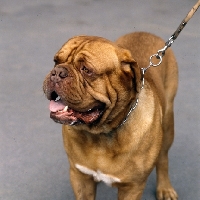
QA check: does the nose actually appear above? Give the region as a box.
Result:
[50,66,68,83]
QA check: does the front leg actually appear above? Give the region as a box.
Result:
[70,167,97,200]
[117,182,146,200]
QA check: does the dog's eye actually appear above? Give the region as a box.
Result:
[81,66,92,75]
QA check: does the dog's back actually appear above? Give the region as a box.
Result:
[116,32,178,111]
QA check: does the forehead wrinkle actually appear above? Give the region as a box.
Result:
[75,42,119,74]
[55,37,92,63]
[56,36,120,74]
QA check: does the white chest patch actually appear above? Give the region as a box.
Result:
[75,164,121,186]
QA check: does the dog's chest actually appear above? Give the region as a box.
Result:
[75,164,121,186]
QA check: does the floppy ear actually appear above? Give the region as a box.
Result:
[119,48,142,93]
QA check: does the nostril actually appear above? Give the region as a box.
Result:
[50,66,68,82]
[59,69,68,78]
[51,69,56,76]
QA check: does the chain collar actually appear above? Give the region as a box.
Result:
[117,68,144,128]
[118,98,139,128]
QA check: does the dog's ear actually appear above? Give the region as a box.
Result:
[119,48,142,93]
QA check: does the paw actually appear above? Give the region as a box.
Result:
[156,186,178,200]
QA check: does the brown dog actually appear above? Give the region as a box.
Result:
[43,32,178,200]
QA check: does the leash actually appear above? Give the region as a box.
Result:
[141,0,200,82]
[118,1,200,128]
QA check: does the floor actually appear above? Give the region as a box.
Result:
[0,0,200,199]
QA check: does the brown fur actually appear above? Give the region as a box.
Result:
[43,32,178,200]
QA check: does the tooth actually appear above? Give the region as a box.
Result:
[55,96,61,101]
[63,106,68,112]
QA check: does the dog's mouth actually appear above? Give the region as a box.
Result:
[49,92,105,125]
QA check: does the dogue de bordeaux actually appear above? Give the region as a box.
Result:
[43,32,178,200]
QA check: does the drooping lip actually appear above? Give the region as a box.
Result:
[49,94,105,125]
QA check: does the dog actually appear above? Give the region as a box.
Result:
[43,32,178,200]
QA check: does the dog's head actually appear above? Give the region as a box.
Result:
[43,36,141,134]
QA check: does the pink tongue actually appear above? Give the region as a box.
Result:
[49,100,66,112]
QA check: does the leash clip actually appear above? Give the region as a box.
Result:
[143,35,174,75]
[158,35,174,56]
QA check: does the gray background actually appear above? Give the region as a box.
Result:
[0,0,199,199]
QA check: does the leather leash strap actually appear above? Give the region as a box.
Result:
[143,0,200,74]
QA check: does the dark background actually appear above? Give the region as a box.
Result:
[1,0,199,199]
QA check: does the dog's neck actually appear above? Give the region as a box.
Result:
[116,69,145,130]
[118,97,139,128]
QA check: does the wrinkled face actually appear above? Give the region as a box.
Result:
[43,36,141,132]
